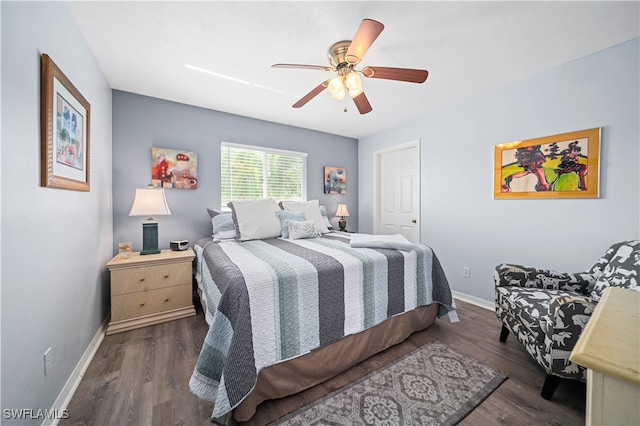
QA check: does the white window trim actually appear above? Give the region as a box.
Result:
[221,141,308,158]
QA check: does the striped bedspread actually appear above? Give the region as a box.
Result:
[189,232,455,419]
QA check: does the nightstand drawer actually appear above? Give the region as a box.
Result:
[111,283,192,322]
[111,262,191,295]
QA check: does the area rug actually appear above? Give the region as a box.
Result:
[271,340,507,426]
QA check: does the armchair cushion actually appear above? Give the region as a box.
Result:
[494,263,595,294]
[589,240,640,302]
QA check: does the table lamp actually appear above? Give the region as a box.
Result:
[128,186,171,255]
[336,204,350,232]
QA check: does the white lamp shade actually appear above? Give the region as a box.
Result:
[336,204,350,217]
[128,187,171,217]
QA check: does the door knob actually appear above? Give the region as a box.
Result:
[412,219,417,224]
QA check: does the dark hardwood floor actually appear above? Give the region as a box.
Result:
[60,298,585,425]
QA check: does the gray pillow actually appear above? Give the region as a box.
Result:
[207,208,226,218]
[212,214,235,234]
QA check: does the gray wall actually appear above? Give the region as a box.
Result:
[1,1,113,423]
[358,38,640,303]
[112,91,358,252]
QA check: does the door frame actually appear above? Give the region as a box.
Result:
[373,139,421,240]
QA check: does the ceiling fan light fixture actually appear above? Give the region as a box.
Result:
[329,75,344,90]
[328,75,346,100]
[345,71,363,97]
[330,86,346,100]
[344,71,361,90]
[274,19,426,114]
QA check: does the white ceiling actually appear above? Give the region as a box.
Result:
[67,1,639,139]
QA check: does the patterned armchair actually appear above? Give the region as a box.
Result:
[494,240,639,399]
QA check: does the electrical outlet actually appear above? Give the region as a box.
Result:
[44,347,52,377]
[463,267,471,278]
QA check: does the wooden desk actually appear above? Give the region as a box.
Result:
[570,287,640,426]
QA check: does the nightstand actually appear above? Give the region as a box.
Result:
[570,287,639,426]
[106,248,196,335]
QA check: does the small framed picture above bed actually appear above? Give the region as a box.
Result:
[151,147,198,189]
[324,166,346,194]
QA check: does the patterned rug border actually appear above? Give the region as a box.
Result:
[271,339,508,425]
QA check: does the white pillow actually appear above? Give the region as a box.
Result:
[280,200,330,234]
[286,219,321,240]
[228,198,282,241]
[319,205,334,230]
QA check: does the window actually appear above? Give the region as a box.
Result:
[221,142,307,209]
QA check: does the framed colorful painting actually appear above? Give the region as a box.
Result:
[494,128,601,199]
[151,147,198,189]
[324,166,347,194]
[40,54,91,191]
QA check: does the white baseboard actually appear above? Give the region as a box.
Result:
[43,315,109,426]
[452,290,494,311]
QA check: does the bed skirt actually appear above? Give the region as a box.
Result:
[230,303,439,422]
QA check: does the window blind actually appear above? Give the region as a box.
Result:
[221,142,307,209]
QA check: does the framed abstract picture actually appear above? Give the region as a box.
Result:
[494,128,601,199]
[40,54,91,191]
[151,147,198,189]
[324,166,347,194]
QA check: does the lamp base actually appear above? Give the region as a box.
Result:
[338,217,347,232]
[141,222,160,255]
[141,250,161,255]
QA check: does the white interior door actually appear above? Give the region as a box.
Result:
[376,143,420,243]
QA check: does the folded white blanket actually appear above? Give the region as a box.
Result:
[350,233,414,251]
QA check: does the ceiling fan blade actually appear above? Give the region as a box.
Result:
[361,66,429,83]
[292,80,329,108]
[352,92,373,115]
[272,63,335,72]
[345,19,384,65]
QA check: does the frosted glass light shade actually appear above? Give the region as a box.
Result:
[331,87,346,100]
[329,75,344,91]
[344,71,361,91]
[328,75,346,100]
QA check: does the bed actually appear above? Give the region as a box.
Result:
[189,223,456,423]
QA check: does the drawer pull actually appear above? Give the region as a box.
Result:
[164,274,169,278]
[164,297,169,302]
[139,278,145,282]
[139,302,145,307]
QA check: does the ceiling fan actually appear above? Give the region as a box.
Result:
[272,19,429,115]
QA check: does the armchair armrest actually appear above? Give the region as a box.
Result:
[546,295,597,376]
[494,263,595,294]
